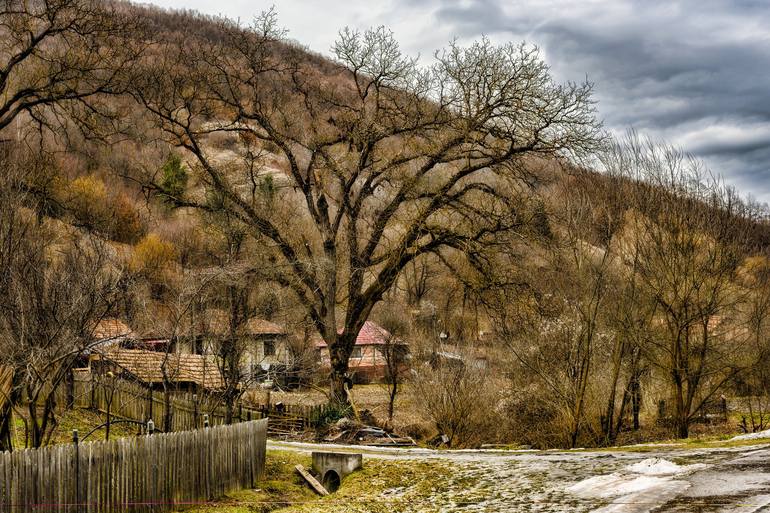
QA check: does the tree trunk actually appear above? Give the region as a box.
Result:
[329,340,352,407]
[631,375,641,431]
[388,382,397,422]
[0,403,12,452]
[163,387,173,432]
[674,381,689,439]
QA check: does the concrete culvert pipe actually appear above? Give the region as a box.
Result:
[322,469,341,492]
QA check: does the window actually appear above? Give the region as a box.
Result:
[264,339,275,357]
[351,347,362,359]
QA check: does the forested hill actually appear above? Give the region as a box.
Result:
[2,0,770,449]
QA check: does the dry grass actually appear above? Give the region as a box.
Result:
[258,384,432,437]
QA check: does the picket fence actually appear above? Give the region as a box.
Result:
[0,418,267,513]
[73,374,330,435]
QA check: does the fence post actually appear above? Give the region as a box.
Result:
[73,429,80,513]
[193,394,199,429]
[147,387,153,423]
[147,419,155,435]
[203,414,209,428]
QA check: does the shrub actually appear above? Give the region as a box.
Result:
[129,233,176,279]
[159,154,188,202]
[108,193,146,244]
[410,363,502,448]
[67,175,109,229]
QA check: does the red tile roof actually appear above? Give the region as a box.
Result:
[315,321,399,348]
[92,318,133,341]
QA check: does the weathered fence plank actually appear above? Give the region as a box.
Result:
[0,419,267,512]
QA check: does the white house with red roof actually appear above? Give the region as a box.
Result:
[314,321,409,384]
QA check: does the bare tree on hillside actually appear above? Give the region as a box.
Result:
[0,150,122,447]
[130,12,602,404]
[604,135,753,439]
[0,0,146,136]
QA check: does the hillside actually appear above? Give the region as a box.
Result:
[2,0,770,452]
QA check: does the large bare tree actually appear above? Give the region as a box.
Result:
[130,12,602,403]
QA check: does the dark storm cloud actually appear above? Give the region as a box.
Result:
[418,0,770,200]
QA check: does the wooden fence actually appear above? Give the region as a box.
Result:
[0,418,267,513]
[74,374,330,435]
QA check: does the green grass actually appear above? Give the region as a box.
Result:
[9,408,140,448]
[177,450,318,513]
[176,450,466,513]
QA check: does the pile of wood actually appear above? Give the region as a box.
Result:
[322,418,415,446]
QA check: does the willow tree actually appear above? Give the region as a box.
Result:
[131,11,602,403]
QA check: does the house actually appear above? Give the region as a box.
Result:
[85,311,292,389]
[90,348,224,392]
[89,318,134,350]
[315,321,409,384]
[239,318,290,384]
[172,308,291,386]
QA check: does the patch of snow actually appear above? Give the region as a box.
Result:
[594,480,689,513]
[729,429,770,441]
[568,474,672,498]
[625,457,706,476]
[567,458,708,512]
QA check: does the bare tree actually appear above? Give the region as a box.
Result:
[0,0,146,137]
[375,307,410,424]
[130,12,602,403]
[0,157,122,448]
[603,134,752,439]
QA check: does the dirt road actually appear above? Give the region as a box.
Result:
[268,440,770,512]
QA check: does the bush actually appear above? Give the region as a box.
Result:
[108,193,146,244]
[410,363,502,448]
[313,403,353,428]
[66,175,109,229]
[129,233,176,278]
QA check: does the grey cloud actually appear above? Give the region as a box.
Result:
[150,0,770,201]
[419,0,770,200]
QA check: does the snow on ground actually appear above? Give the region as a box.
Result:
[568,473,675,498]
[270,440,770,512]
[566,458,709,513]
[730,429,770,441]
[625,457,707,475]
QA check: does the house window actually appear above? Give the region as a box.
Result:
[264,339,275,357]
[351,347,362,359]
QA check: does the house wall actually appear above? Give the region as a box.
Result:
[241,335,290,382]
[317,344,397,384]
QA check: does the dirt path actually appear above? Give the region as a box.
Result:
[268,440,770,512]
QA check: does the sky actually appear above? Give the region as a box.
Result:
[146,0,770,202]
